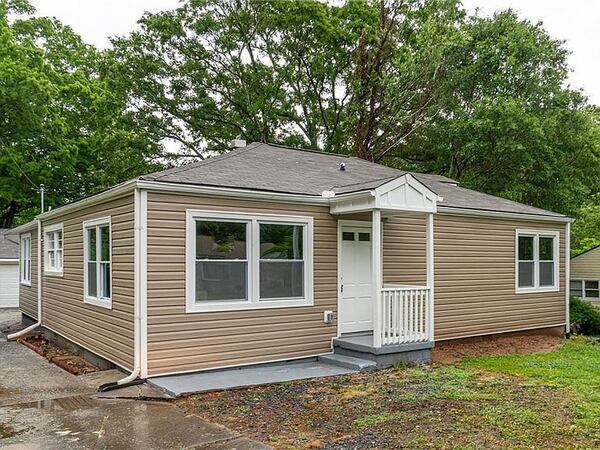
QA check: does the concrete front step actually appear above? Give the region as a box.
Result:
[318,353,376,371]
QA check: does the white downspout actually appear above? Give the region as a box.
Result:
[8,219,43,340]
[112,187,143,385]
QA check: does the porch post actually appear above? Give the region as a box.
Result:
[426,213,435,342]
[372,209,382,347]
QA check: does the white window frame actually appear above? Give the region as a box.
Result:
[44,223,63,276]
[515,229,560,294]
[570,278,600,301]
[83,217,112,309]
[20,233,32,286]
[186,210,314,313]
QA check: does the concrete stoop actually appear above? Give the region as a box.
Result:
[331,333,433,368]
[318,353,376,371]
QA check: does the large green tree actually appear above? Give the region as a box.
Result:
[0,0,163,226]
[113,0,600,216]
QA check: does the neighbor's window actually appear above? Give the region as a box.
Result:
[571,279,600,299]
[44,223,63,275]
[20,234,31,285]
[516,230,559,292]
[187,211,313,312]
[83,217,111,308]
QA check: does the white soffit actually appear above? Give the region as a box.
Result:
[329,174,439,214]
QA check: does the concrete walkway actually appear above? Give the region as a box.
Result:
[150,358,354,397]
[0,310,269,449]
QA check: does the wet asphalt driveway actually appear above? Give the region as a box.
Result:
[0,309,269,449]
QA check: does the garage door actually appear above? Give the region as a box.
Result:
[0,263,19,307]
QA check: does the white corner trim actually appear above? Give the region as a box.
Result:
[515,229,560,294]
[565,222,570,333]
[185,209,314,313]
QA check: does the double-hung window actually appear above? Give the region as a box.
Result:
[44,223,63,275]
[20,233,31,285]
[570,280,599,299]
[516,230,559,293]
[83,217,112,308]
[187,210,313,312]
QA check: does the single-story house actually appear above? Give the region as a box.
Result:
[6,142,571,380]
[570,245,600,309]
[0,229,19,308]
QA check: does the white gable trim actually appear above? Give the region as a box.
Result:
[329,174,440,215]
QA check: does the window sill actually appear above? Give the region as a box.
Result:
[84,296,112,310]
[186,298,313,313]
[515,286,559,294]
[44,269,63,277]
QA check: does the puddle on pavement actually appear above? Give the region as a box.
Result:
[13,395,99,411]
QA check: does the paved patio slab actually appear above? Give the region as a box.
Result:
[149,358,355,396]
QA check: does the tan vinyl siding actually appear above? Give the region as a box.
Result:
[384,215,427,286]
[570,247,600,279]
[146,192,337,376]
[19,228,38,319]
[384,213,566,340]
[437,214,564,340]
[41,194,135,369]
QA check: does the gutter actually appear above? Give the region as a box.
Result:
[8,220,42,340]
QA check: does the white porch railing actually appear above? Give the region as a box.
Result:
[379,285,432,346]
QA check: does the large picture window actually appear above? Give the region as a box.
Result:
[20,233,31,285]
[83,217,112,308]
[516,230,559,293]
[44,223,63,275]
[186,210,313,312]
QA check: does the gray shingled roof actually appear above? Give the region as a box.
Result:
[0,229,19,259]
[142,142,565,218]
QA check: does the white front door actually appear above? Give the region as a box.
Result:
[339,226,373,333]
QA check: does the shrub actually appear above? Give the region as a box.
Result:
[570,296,600,335]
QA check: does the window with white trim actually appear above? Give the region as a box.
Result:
[187,210,313,312]
[44,223,63,275]
[516,230,559,292]
[83,217,112,308]
[20,234,31,285]
[570,279,599,299]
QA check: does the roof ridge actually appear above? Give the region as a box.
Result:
[145,143,260,181]
[262,142,352,158]
[331,174,399,190]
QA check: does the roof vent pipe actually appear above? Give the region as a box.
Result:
[339,163,346,171]
[230,139,246,148]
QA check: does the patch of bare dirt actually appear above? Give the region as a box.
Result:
[432,333,563,364]
[19,333,100,375]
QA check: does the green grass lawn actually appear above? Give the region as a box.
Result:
[463,335,600,434]
[177,336,600,449]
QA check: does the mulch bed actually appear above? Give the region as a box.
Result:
[18,333,100,375]
[432,333,563,364]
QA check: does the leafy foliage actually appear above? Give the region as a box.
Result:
[570,296,600,335]
[0,0,163,226]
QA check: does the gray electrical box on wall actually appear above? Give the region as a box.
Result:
[323,311,336,323]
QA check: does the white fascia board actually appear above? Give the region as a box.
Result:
[4,221,38,236]
[136,180,331,205]
[438,205,572,223]
[37,179,138,222]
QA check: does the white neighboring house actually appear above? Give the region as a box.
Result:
[0,229,19,308]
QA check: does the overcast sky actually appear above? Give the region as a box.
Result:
[28,0,600,105]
